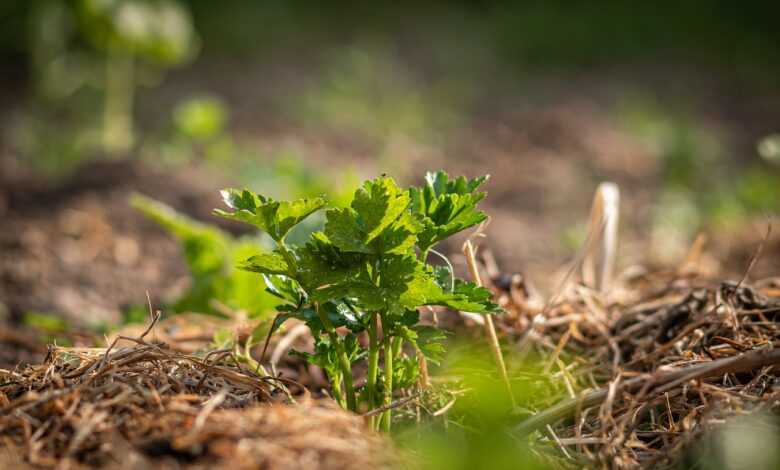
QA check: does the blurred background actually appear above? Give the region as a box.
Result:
[1,0,780,330]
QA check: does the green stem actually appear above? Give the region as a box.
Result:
[329,369,346,408]
[316,304,357,411]
[392,336,403,359]
[382,314,394,432]
[367,312,380,429]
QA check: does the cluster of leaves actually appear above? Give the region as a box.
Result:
[215,171,501,429]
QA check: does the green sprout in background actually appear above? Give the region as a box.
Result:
[173,95,227,143]
[130,193,279,320]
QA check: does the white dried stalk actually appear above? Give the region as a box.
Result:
[582,182,620,293]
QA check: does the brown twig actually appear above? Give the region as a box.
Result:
[515,344,780,435]
[361,393,420,417]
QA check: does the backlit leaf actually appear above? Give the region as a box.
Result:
[215,188,326,243]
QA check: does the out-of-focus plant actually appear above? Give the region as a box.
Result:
[173,95,228,143]
[704,135,780,226]
[151,94,358,209]
[395,342,560,470]
[130,193,277,319]
[296,44,468,177]
[154,94,233,165]
[214,172,501,431]
[28,0,198,159]
[22,312,74,346]
[621,102,720,260]
[241,157,359,210]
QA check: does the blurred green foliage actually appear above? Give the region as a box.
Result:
[6,1,779,70]
[733,166,780,213]
[175,1,780,72]
[22,311,69,333]
[22,312,75,346]
[620,98,780,245]
[15,0,198,164]
[395,342,567,470]
[150,94,234,166]
[227,156,359,212]
[173,95,227,141]
[76,0,198,65]
[131,193,278,318]
[127,153,358,320]
[297,44,465,145]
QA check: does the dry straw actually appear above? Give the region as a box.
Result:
[0,317,392,469]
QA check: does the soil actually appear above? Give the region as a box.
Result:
[0,158,234,327]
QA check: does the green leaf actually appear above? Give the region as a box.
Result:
[409,171,489,251]
[394,266,502,314]
[298,249,439,316]
[294,232,365,299]
[342,255,427,315]
[263,274,304,305]
[413,325,447,364]
[215,189,326,243]
[380,211,422,255]
[427,280,503,314]
[318,255,447,316]
[291,332,365,378]
[393,356,420,390]
[292,338,341,377]
[352,176,411,241]
[248,314,291,349]
[324,176,419,255]
[321,207,368,253]
[239,252,290,276]
[432,264,454,292]
[428,171,488,196]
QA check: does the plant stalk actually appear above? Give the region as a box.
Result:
[367,312,380,429]
[330,369,346,408]
[392,336,403,359]
[316,303,357,411]
[381,315,394,432]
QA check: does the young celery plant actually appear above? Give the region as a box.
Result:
[215,172,503,429]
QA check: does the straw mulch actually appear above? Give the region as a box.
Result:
[498,264,780,468]
[0,328,392,469]
[3,253,780,469]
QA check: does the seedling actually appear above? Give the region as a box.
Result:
[215,172,502,430]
